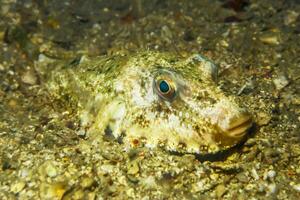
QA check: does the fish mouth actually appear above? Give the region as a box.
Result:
[222,112,253,138]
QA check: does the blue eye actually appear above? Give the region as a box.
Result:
[153,70,178,102]
[159,80,170,93]
[154,77,177,102]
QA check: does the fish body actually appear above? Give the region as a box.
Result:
[40,51,252,154]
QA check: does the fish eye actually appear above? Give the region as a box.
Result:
[153,71,177,101]
[159,80,170,93]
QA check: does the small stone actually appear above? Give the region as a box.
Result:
[257,112,272,126]
[292,96,300,105]
[11,181,26,193]
[45,163,58,178]
[273,75,289,90]
[20,168,30,178]
[127,161,140,175]
[237,79,255,95]
[264,148,280,158]
[21,70,37,85]
[215,184,226,198]
[267,183,277,195]
[39,182,67,200]
[264,170,276,180]
[0,31,4,41]
[236,173,249,183]
[284,10,299,26]
[0,63,5,71]
[100,164,115,174]
[76,129,86,137]
[126,188,135,198]
[8,99,18,109]
[141,176,157,189]
[260,32,281,45]
[293,184,300,192]
[88,192,96,200]
[244,138,256,146]
[127,174,139,184]
[73,189,85,200]
[39,161,58,178]
[251,168,259,180]
[80,177,95,189]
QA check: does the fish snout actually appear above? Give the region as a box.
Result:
[219,111,253,139]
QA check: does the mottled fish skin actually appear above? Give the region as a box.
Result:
[40,51,253,154]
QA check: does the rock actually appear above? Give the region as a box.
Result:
[284,10,299,26]
[45,162,58,178]
[292,184,300,192]
[264,148,280,158]
[263,170,276,181]
[39,182,67,200]
[141,176,157,189]
[39,161,58,179]
[259,31,281,45]
[21,70,37,85]
[237,79,255,95]
[251,168,259,180]
[11,181,26,193]
[72,189,85,200]
[0,63,5,71]
[257,112,272,126]
[100,164,115,174]
[80,177,95,189]
[267,183,277,195]
[127,161,140,175]
[273,75,289,90]
[215,184,226,198]
[76,129,86,137]
[236,173,249,183]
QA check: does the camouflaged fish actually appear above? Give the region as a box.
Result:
[39,51,253,155]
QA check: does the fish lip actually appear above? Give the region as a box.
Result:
[221,113,253,138]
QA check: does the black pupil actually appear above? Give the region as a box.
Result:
[159,80,170,93]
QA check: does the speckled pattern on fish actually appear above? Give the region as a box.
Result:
[38,51,253,155]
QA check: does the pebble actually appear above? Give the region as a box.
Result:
[0,63,5,71]
[141,176,157,189]
[273,75,289,90]
[264,148,280,158]
[259,32,281,45]
[215,184,226,198]
[267,183,277,195]
[11,181,26,193]
[80,177,95,189]
[21,70,37,85]
[76,129,86,137]
[292,184,300,192]
[257,180,266,192]
[39,161,58,178]
[263,170,276,181]
[39,182,67,200]
[237,79,255,95]
[45,162,58,177]
[72,189,85,200]
[0,31,4,41]
[257,112,272,126]
[127,161,140,175]
[251,168,259,180]
[284,10,299,25]
[100,164,115,174]
[236,173,249,183]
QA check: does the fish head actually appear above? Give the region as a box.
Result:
[92,52,253,154]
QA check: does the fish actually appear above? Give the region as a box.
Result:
[38,51,253,155]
